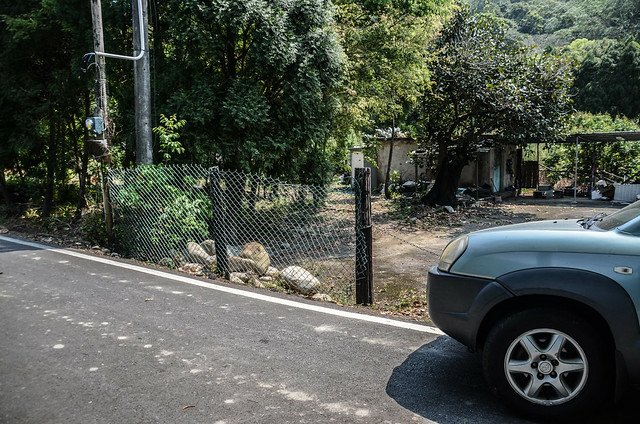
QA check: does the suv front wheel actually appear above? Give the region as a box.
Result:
[482,307,612,419]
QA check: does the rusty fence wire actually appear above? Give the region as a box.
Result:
[108,165,362,303]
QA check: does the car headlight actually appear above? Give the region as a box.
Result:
[438,235,468,272]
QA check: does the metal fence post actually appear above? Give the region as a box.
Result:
[355,167,373,305]
[210,167,229,279]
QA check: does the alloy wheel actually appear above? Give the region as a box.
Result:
[503,328,588,406]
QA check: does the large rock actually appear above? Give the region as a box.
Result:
[229,272,257,285]
[239,242,270,275]
[258,276,281,290]
[266,266,281,278]
[281,266,321,295]
[228,256,259,273]
[200,239,216,256]
[229,273,246,285]
[186,241,215,266]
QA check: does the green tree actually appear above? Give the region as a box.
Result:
[604,0,640,39]
[154,0,345,184]
[153,114,186,164]
[470,0,635,46]
[334,0,452,196]
[567,38,640,119]
[420,8,573,206]
[0,0,94,217]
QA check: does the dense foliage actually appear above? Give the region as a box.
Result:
[468,1,640,121]
[155,0,345,184]
[334,0,452,196]
[419,8,573,205]
[0,0,349,222]
[334,0,450,132]
[0,0,93,217]
[566,38,640,119]
[469,0,640,44]
[109,165,211,258]
[468,1,640,192]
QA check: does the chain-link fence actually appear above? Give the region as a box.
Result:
[109,165,212,263]
[109,165,362,303]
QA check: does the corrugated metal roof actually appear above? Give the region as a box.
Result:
[565,131,640,143]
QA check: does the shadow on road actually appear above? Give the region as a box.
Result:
[0,239,40,254]
[387,336,640,424]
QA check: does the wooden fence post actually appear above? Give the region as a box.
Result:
[210,167,229,279]
[355,167,373,305]
[101,164,114,239]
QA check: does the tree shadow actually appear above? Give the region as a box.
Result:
[0,238,41,254]
[387,336,640,424]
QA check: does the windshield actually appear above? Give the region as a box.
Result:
[594,200,640,231]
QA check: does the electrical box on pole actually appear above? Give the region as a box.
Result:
[85,116,105,135]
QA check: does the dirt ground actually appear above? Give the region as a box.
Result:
[370,195,623,319]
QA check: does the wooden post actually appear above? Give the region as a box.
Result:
[90,0,113,237]
[210,167,229,279]
[90,0,108,126]
[355,167,373,305]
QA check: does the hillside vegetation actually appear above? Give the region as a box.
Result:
[470,0,639,45]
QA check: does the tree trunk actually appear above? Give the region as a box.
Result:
[384,139,395,199]
[383,119,397,199]
[75,91,91,221]
[0,168,10,204]
[100,163,114,240]
[75,140,89,221]
[422,156,466,207]
[42,112,56,218]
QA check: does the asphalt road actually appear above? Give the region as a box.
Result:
[1,236,638,423]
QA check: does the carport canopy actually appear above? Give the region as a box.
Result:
[566,132,640,201]
[527,132,640,201]
[565,131,640,143]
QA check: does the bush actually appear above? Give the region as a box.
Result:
[80,208,109,246]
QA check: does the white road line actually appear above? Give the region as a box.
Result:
[0,235,444,335]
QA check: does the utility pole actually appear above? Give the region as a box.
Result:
[90,0,109,138]
[132,0,153,165]
[90,0,114,237]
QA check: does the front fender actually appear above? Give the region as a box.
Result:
[496,267,640,384]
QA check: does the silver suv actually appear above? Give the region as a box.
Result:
[428,201,640,419]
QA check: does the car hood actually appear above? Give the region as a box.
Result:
[466,219,630,255]
[474,219,584,233]
[449,218,639,279]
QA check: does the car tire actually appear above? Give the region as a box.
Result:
[482,307,612,419]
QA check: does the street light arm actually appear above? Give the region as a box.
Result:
[94,0,145,62]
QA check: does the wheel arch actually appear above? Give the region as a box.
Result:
[475,294,615,354]
[476,266,639,352]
